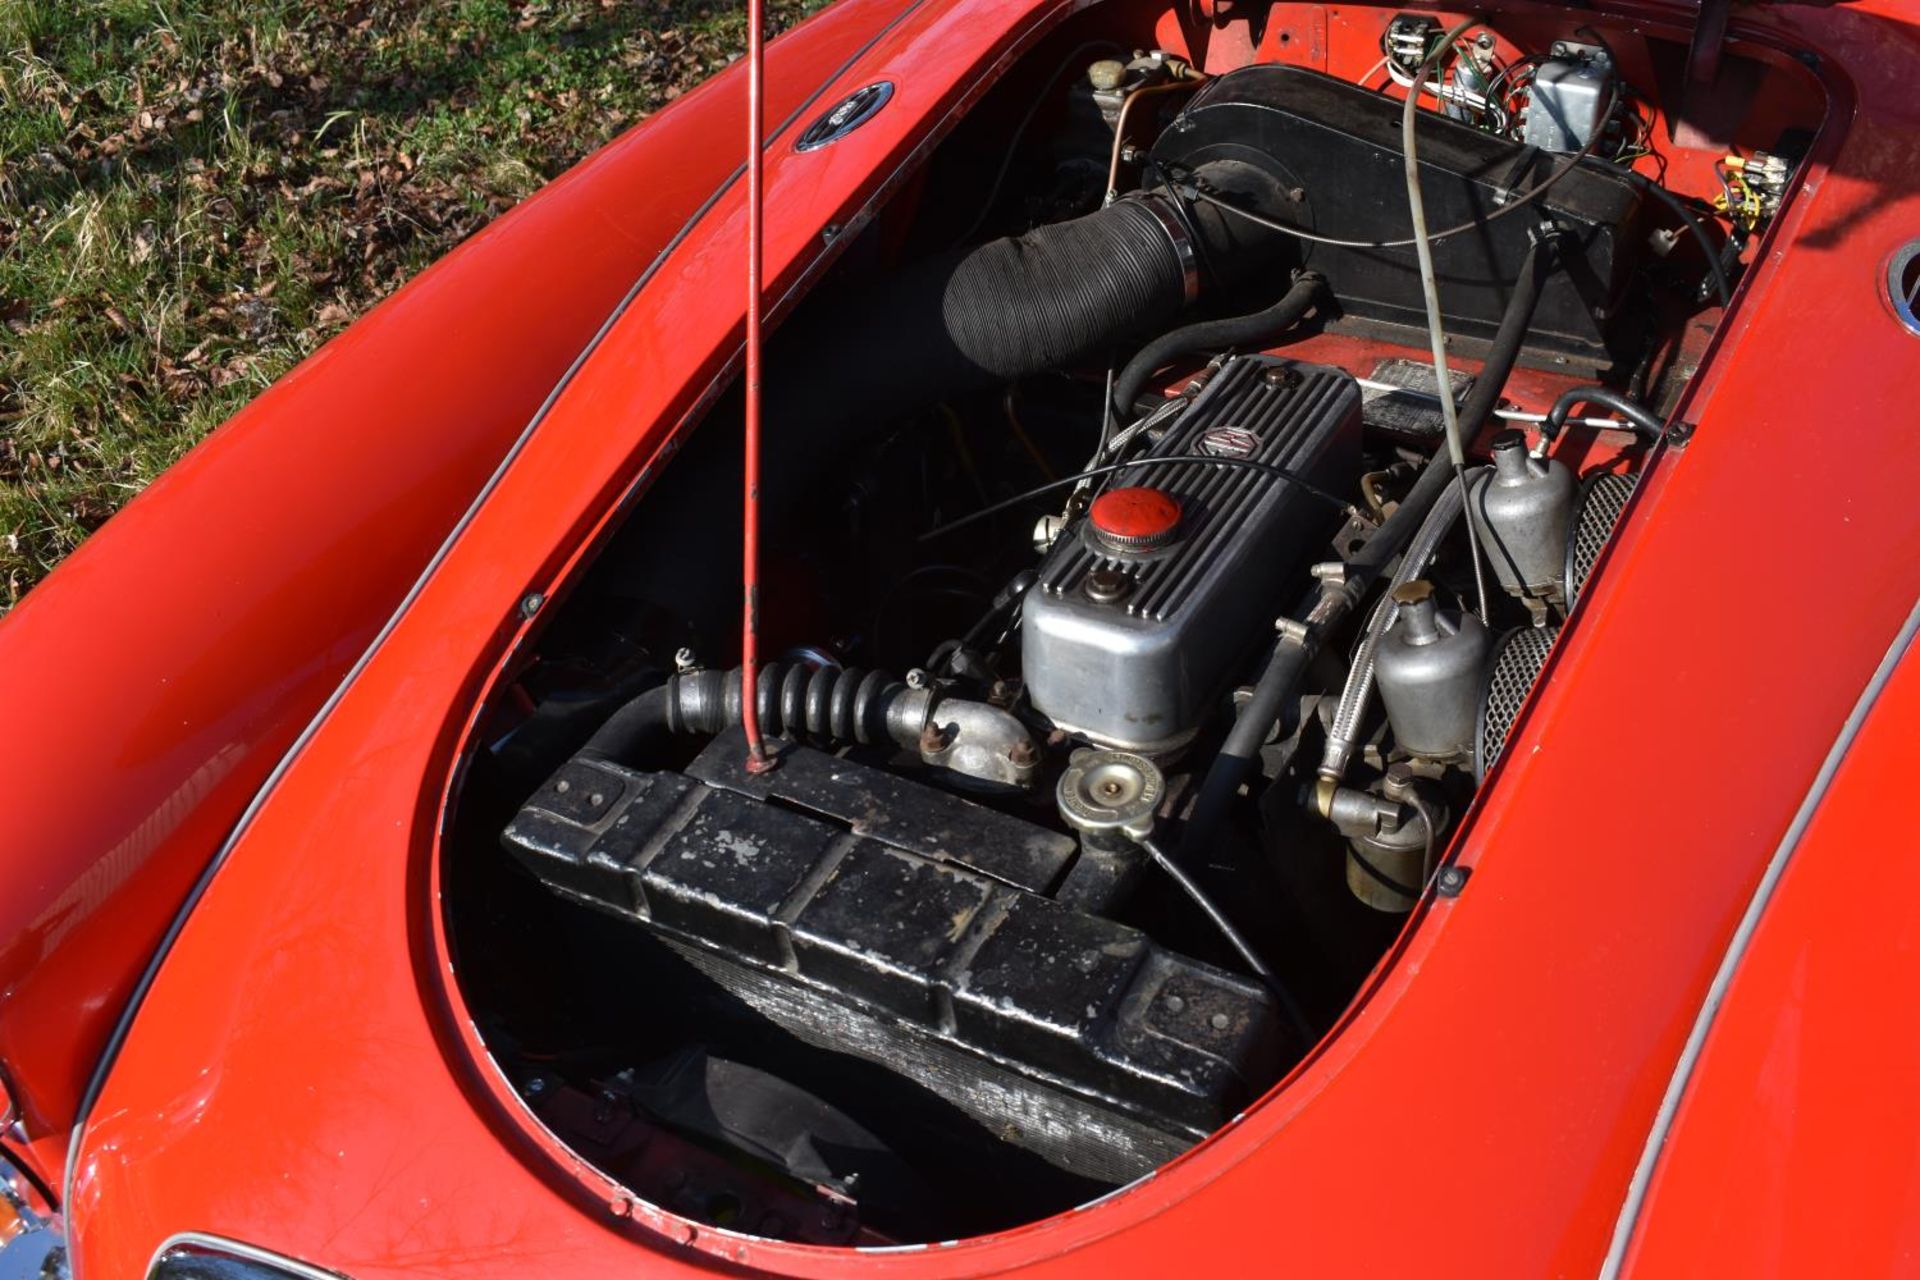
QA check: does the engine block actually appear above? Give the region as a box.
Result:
[1022,355,1361,751]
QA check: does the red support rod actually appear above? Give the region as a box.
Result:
[739,0,772,772]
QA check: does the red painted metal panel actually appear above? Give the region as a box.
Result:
[1621,638,1920,1277]
[47,0,1920,1276]
[0,0,923,1188]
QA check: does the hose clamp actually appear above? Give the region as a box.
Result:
[1131,191,1201,305]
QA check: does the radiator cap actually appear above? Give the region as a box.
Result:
[1089,487,1181,553]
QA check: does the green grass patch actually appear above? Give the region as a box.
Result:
[1,0,820,608]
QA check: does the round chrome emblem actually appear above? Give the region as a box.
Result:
[1196,425,1260,459]
[1887,239,1920,338]
[794,82,894,152]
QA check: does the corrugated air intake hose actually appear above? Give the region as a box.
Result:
[760,160,1295,486]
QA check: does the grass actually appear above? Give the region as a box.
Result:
[0,0,820,609]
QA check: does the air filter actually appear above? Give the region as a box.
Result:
[1475,625,1559,779]
[1564,471,1638,606]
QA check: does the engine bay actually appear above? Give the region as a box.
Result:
[442,1,1826,1246]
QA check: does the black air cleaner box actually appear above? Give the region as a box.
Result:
[1154,64,1646,371]
[504,731,1281,1183]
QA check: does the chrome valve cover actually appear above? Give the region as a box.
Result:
[1022,356,1361,752]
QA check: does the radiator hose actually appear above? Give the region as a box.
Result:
[581,664,914,762]
[582,663,1041,792]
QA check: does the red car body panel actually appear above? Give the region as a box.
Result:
[6,0,1915,1273]
[1620,637,1920,1277]
[0,0,919,1189]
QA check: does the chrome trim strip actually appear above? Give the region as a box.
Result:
[1600,593,1920,1277]
[147,1232,347,1280]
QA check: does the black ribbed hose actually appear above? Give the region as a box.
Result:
[764,161,1292,467]
[1110,271,1327,419]
[613,164,1297,644]
[582,663,914,765]
[1180,239,1556,856]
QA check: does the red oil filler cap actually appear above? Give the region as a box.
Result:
[1089,487,1181,553]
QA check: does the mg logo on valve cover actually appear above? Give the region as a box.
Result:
[1196,425,1260,458]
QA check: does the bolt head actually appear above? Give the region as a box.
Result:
[1262,364,1302,389]
[1084,568,1132,603]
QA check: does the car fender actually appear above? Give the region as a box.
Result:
[0,0,920,1187]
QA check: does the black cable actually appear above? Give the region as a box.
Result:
[1605,165,1734,308]
[1558,24,1728,310]
[917,454,1356,542]
[927,568,1037,675]
[1134,834,1312,1038]
[1408,794,1440,886]
[1345,799,1439,901]
[1348,844,1424,900]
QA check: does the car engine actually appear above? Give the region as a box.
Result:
[444,9,1819,1247]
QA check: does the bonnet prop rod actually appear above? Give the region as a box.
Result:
[740,0,774,774]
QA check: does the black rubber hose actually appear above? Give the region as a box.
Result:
[581,664,912,764]
[1110,270,1326,419]
[577,683,673,764]
[767,161,1291,449]
[1454,240,1554,467]
[1348,237,1552,581]
[1180,599,1321,856]
[612,164,1295,644]
[1540,385,1666,446]
[1182,239,1556,855]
